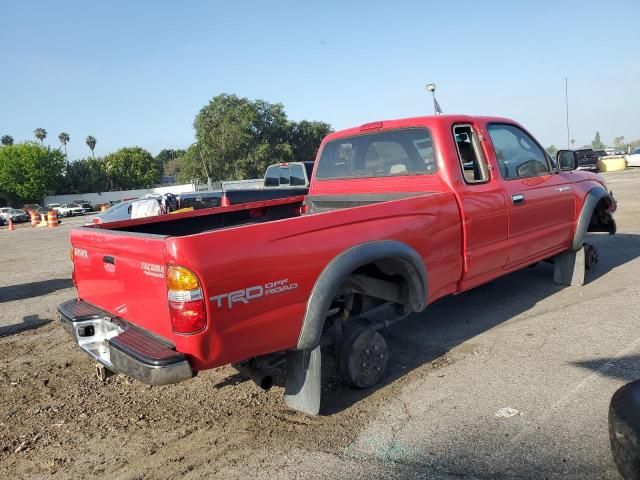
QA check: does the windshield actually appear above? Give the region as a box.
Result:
[315,127,437,180]
[10,209,24,214]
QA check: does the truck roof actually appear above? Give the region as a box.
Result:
[323,114,515,143]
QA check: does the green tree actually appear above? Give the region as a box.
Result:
[156,148,186,165]
[289,120,333,162]
[194,94,293,181]
[34,128,47,145]
[104,147,163,190]
[613,136,625,151]
[171,144,203,183]
[1,135,14,146]
[86,135,97,158]
[62,157,110,194]
[546,145,558,157]
[0,142,65,201]
[591,132,604,150]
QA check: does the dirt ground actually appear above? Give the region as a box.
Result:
[1,170,639,479]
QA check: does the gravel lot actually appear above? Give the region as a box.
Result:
[1,170,639,479]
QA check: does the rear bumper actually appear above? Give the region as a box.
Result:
[58,299,193,386]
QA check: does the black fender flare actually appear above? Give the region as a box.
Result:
[296,240,428,350]
[572,186,615,251]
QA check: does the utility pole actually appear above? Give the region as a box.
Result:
[565,77,570,149]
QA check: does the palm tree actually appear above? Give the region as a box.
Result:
[58,132,70,172]
[58,132,70,155]
[1,135,13,146]
[86,135,97,158]
[34,128,47,145]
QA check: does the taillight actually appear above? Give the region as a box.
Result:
[167,266,206,334]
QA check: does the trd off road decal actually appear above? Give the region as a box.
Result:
[210,279,298,309]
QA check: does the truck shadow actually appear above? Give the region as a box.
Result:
[0,278,73,303]
[571,354,640,383]
[319,232,640,415]
[0,315,52,338]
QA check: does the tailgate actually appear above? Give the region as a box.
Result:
[71,228,172,339]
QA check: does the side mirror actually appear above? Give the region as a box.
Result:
[557,150,577,171]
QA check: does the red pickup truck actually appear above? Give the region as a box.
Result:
[59,115,616,415]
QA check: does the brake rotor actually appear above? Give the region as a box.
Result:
[338,326,388,389]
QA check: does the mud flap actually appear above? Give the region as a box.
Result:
[553,246,586,286]
[284,345,321,415]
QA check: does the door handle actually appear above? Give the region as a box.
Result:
[512,194,525,205]
[103,255,115,265]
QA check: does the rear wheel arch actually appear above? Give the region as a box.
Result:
[296,240,428,350]
[572,186,616,251]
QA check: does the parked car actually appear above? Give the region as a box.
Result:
[22,204,47,215]
[60,114,617,416]
[47,203,62,211]
[573,148,599,172]
[0,207,30,223]
[604,147,617,156]
[625,148,640,167]
[73,200,94,213]
[89,200,135,224]
[57,204,86,217]
[93,200,120,211]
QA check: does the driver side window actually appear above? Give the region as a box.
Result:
[487,124,550,180]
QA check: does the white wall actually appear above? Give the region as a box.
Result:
[43,183,196,207]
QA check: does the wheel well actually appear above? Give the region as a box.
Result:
[321,257,423,338]
[587,197,615,234]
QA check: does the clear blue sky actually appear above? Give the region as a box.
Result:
[1,0,638,160]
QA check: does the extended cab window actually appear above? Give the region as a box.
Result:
[290,164,306,186]
[265,165,279,187]
[315,128,437,180]
[453,125,488,183]
[279,166,290,185]
[487,124,551,180]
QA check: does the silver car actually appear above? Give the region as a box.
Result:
[0,207,30,223]
[88,200,135,224]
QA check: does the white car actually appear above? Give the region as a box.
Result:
[57,203,86,216]
[626,148,640,168]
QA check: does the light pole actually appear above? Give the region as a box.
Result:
[426,83,442,115]
[565,77,570,149]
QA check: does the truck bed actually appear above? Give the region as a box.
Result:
[89,193,426,237]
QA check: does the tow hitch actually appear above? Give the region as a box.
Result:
[95,363,115,382]
[584,243,599,270]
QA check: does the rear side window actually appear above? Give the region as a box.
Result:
[264,165,279,187]
[290,164,306,186]
[453,124,489,183]
[279,166,290,185]
[315,128,437,180]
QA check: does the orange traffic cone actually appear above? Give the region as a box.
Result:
[8,218,15,231]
